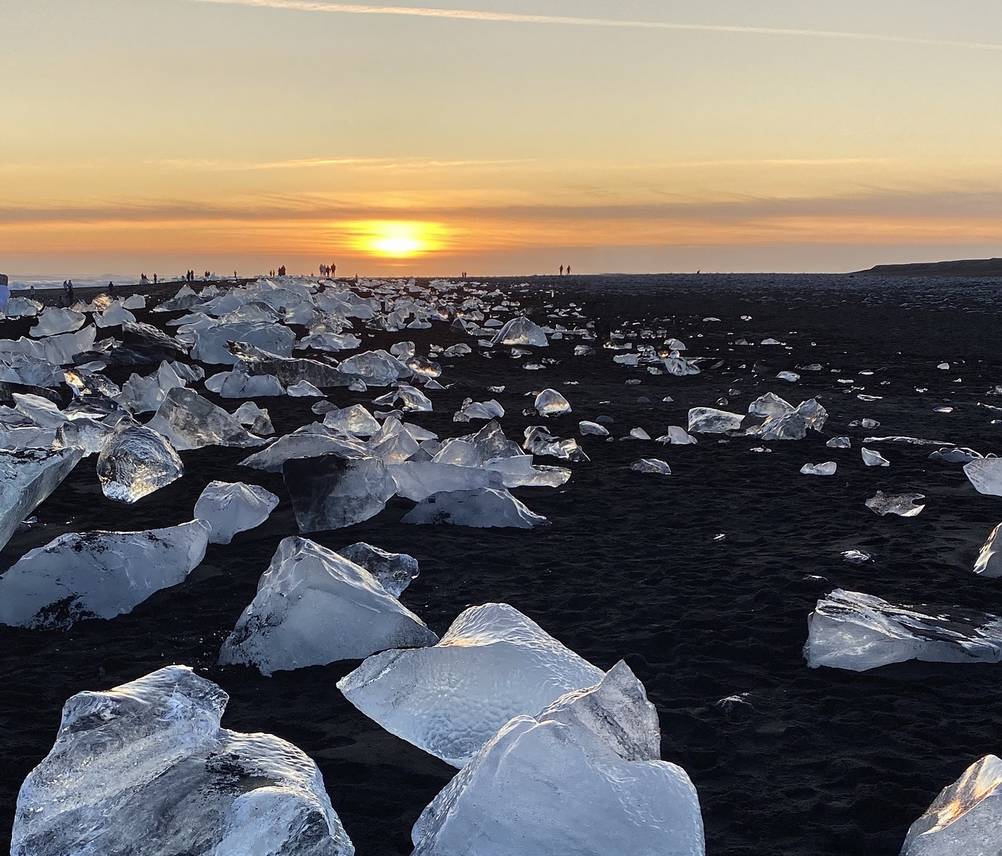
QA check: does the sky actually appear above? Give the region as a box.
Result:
[3,0,1002,277]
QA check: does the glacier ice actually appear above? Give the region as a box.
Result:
[219,537,436,674]
[0,446,83,551]
[389,461,503,501]
[337,542,419,597]
[339,349,411,385]
[688,407,744,434]
[866,491,926,517]
[804,588,1002,672]
[96,423,184,503]
[30,307,86,338]
[454,398,504,422]
[402,488,548,528]
[284,453,396,532]
[975,523,1002,578]
[323,404,381,436]
[10,665,354,856]
[964,458,1002,497]
[205,365,285,398]
[534,388,572,416]
[338,603,603,766]
[632,458,672,476]
[491,316,549,347]
[0,521,210,629]
[147,387,266,450]
[240,425,368,472]
[579,420,610,436]
[900,754,1002,856]
[233,401,274,435]
[801,461,837,476]
[193,480,279,544]
[862,447,891,467]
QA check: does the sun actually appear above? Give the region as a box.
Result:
[350,220,445,259]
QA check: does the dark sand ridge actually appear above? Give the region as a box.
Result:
[2,273,1002,855]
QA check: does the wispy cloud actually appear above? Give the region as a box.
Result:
[151,155,533,171]
[190,0,1002,52]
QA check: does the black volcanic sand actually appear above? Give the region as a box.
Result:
[3,273,1002,855]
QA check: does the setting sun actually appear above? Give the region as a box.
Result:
[351,221,446,259]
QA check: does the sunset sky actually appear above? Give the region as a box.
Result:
[4,0,1002,278]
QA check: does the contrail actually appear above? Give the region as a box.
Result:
[191,0,1002,52]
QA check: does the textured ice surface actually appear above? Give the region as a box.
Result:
[862,447,891,467]
[579,420,610,436]
[659,425,698,445]
[490,316,549,347]
[117,360,188,413]
[901,754,1002,856]
[338,542,419,597]
[805,588,1002,672]
[284,453,396,532]
[0,446,83,551]
[323,405,381,436]
[233,401,274,435]
[748,392,794,417]
[228,342,346,388]
[0,521,209,629]
[801,461,837,476]
[191,321,295,364]
[389,461,502,501]
[338,349,411,385]
[219,537,436,674]
[688,407,744,434]
[534,388,572,416]
[454,398,504,422]
[523,426,589,462]
[0,324,96,365]
[240,426,368,472]
[287,380,324,397]
[147,387,266,450]
[30,307,86,338]
[410,666,704,856]
[10,665,354,856]
[338,603,603,766]
[632,458,672,476]
[975,523,1002,578]
[866,491,926,517]
[402,488,548,528]
[484,455,571,489]
[96,423,183,503]
[205,366,285,398]
[964,458,1002,497]
[194,480,279,544]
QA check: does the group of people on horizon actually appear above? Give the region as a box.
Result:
[559,265,573,276]
[319,262,337,278]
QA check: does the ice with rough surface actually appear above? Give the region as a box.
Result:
[194,480,279,544]
[284,453,396,532]
[862,447,891,467]
[964,458,1002,497]
[96,423,183,503]
[975,523,1002,578]
[31,308,86,338]
[901,754,1002,856]
[338,542,419,597]
[219,537,436,674]
[10,665,354,856]
[633,458,672,476]
[147,387,266,450]
[0,521,209,629]
[805,588,1002,672]
[338,603,603,766]
[0,447,83,551]
[801,461,837,476]
[866,491,926,517]
[534,388,572,416]
[402,488,548,529]
[688,407,744,434]
[389,461,502,501]
[491,316,549,347]
[339,350,411,385]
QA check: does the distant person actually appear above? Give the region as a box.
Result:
[153,273,158,284]
[566,265,572,276]
[66,280,74,302]
[108,281,115,295]
[559,265,564,276]
[331,262,336,278]
[0,273,9,315]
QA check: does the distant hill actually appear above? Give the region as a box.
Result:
[859,257,1002,276]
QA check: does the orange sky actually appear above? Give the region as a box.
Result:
[4,1,1002,277]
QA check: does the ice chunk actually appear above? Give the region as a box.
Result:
[827,436,851,449]
[338,542,419,597]
[10,666,353,856]
[204,366,285,398]
[658,425,698,445]
[30,307,86,338]
[975,523,1002,578]
[930,446,982,464]
[842,549,872,565]
[964,458,1002,497]
[804,588,1002,672]
[748,392,794,417]
[232,401,274,435]
[3,296,42,318]
[484,454,571,488]
[491,316,549,347]
[901,755,1002,856]
[284,453,396,532]
[0,447,83,551]
[579,420,609,436]
[193,480,279,544]
[632,458,672,476]
[147,387,266,450]
[96,423,183,503]
[288,380,324,397]
[402,488,547,528]
[94,302,137,328]
[323,404,381,436]
[117,360,188,413]
[688,407,744,434]
[338,603,603,766]
[454,398,505,423]
[862,447,891,467]
[0,521,209,629]
[866,491,926,517]
[240,425,367,472]
[339,349,411,385]
[219,537,436,674]
[390,461,502,502]
[801,461,837,476]
[523,426,589,462]
[191,321,295,365]
[534,388,572,416]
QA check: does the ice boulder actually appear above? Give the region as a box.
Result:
[204,366,285,398]
[147,387,266,450]
[193,480,279,544]
[10,666,354,856]
[30,307,86,338]
[688,407,744,434]
[219,537,436,674]
[338,603,603,766]
[866,491,926,517]
[0,446,83,551]
[975,523,1002,578]
[632,458,672,476]
[402,488,547,529]
[284,453,396,532]
[965,458,1002,497]
[801,461,837,476]
[491,316,548,347]
[337,542,419,597]
[0,520,210,629]
[862,447,891,467]
[338,349,411,386]
[534,388,571,416]
[804,588,1002,672]
[389,461,503,502]
[901,754,1002,856]
[96,423,183,503]
[410,663,704,856]
[579,420,610,437]
[323,404,381,437]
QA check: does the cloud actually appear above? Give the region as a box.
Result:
[190,0,1002,52]
[151,156,533,171]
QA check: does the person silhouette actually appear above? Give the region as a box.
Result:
[559,265,564,276]
[566,264,572,276]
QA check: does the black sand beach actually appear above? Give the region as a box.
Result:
[3,273,1002,855]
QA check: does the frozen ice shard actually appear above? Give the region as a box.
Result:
[0,446,83,551]
[30,307,86,338]
[964,458,1002,497]
[338,603,603,766]
[284,453,396,532]
[147,387,266,450]
[862,447,891,467]
[0,520,210,629]
[975,523,1002,578]
[402,488,548,528]
[801,461,837,476]
[338,349,411,385]
[10,665,354,856]
[632,458,672,476]
[866,491,926,517]
[193,480,279,544]
[337,542,419,597]
[688,407,744,434]
[490,316,549,347]
[534,388,572,416]
[219,537,436,674]
[389,461,503,502]
[804,588,1002,672]
[96,423,183,503]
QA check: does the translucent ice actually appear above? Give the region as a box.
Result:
[193,480,279,544]
[338,603,603,766]
[30,307,86,338]
[10,665,354,856]
[862,447,891,467]
[801,461,837,476]
[0,447,83,551]
[402,488,548,529]
[866,491,926,517]
[805,588,1002,672]
[632,458,672,475]
[579,420,610,436]
[491,316,549,347]
[219,537,436,674]
[688,407,744,434]
[96,423,183,503]
[390,461,503,501]
[339,349,411,385]
[284,453,396,532]
[147,387,266,450]
[975,523,1002,578]
[338,541,419,597]
[0,520,209,629]
[964,458,1002,497]
[534,388,572,416]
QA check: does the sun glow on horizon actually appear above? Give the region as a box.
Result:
[351,220,447,259]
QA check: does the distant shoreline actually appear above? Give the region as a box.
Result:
[857,257,1002,276]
